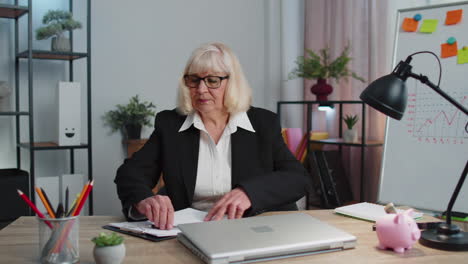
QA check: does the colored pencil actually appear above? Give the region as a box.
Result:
[40,188,54,212]
[72,181,90,216]
[65,187,69,214]
[55,203,64,218]
[52,180,94,255]
[17,189,53,228]
[35,187,56,218]
[73,180,94,216]
[66,194,80,217]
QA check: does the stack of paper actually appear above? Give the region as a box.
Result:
[334,202,423,222]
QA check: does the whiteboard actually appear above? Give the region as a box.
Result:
[378,1,468,213]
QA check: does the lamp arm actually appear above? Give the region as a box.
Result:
[408,72,468,116]
[445,161,468,226]
[408,72,468,226]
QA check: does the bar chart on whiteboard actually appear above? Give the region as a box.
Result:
[405,79,468,144]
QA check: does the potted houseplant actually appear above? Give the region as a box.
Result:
[91,232,125,264]
[343,114,359,143]
[36,10,82,52]
[289,44,365,101]
[103,95,156,139]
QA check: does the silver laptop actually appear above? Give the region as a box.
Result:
[177,213,356,264]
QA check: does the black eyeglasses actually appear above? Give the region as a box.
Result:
[183,75,229,89]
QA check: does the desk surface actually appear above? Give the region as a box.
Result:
[0,210,467,263]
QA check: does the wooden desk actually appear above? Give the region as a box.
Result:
[0,210,466,263]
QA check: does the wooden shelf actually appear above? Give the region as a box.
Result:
[310,138,384,147]
[19,142,89,150]
[17,50,88,61]
[0,4,28,19]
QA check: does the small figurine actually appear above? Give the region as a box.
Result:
[376,209,421,253]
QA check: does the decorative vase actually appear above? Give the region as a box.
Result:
[51,35,71,52]
[93,244,126,264]
[343,129,358,143]
[124,124,142,139]
[310,78,333,101]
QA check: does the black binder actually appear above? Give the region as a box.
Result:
[305,150,353,209]
[102,225,175,242]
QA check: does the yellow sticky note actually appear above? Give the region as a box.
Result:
[458,49,468,64]
[420,19,438,33]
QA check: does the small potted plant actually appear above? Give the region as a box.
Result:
[103,95,156,139]
[91,232,125,264]
[289,44,365,101]
[343,114,359,143]
[36,10,82,52]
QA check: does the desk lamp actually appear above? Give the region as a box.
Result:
[359,51,468,251]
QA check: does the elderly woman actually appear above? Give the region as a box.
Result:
[115,42,308,230]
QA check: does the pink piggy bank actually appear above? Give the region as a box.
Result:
[376,209,421,253]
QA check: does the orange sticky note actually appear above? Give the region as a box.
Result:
[402,18,418,32]
[445,9,463,25]
[441,42,458,58]
[458,48,468,64]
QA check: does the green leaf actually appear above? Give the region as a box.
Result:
[91,232,124,247]
[343,114,359,129]
[35,10,82,40]
[288,44,365,83]
[103,95,156,133]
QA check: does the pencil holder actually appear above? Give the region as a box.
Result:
[37,215,79,264]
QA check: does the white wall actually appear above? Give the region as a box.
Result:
[90,0,282,215]
[0,0,283,216]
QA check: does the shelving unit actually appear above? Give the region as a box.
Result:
[277,100,384,205]
[0,1,93,215]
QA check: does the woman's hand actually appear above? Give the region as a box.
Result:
[135,195,174,230]
[204,188,252,221]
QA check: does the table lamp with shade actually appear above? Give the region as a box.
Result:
[359,51,468,251]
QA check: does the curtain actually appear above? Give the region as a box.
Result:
[303,0,392,202]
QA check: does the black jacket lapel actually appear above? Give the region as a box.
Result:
[231,128,257,187]
[180,126,200,205]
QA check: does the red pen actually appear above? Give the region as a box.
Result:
[17,189,53,228]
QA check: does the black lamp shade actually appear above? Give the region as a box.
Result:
[359,74,408,120]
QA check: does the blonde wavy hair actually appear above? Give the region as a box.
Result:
[177,42,252,115]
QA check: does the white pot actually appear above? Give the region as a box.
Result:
[93,244,126,264]
[51,36,71,52]
[343,129,358,143]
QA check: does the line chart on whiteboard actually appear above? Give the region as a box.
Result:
[405,81,468,145]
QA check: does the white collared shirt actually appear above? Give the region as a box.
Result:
[179,111,255,211]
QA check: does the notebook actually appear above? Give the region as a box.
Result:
[103,208,207,241]
[334,202,424,222]
[177,213,356,264]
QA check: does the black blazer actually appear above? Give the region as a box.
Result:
[115,107,308,218]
